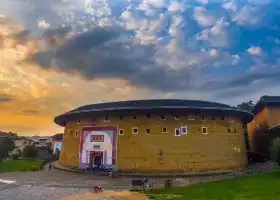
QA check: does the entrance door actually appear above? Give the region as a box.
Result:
[94,155,102,165]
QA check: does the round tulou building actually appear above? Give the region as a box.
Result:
[54,99,253,173]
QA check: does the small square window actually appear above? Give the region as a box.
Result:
[162,127,167,133]
[104,114,110,122]
[188,115,195,120]
[132,116,138,120]
[227,128,231,134]
[75,130,79,137]
[119,116,124,120]
[146,129,150,134]
[132,127,138,134]
[174,128,181,136]
[174,116,179,120]
[119,129,124,135]
[221,116,224,120]
[160,116,166,120]
[202,127,208,135]
[181,126,187,135]
[146,114,151,118]
[201,116,206,121]
[212,116,215,120]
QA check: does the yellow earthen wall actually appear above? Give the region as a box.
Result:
[59,114,247,172]
[247,107,269,151]
[267,106,280,128]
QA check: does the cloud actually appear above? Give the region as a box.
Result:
[0,94,14,102]
[202,71,280,94]
[193,7,216,27]
[196,17,229,48]
[247,46,262,55]
[233,5,261,26]
[28,26,198,92]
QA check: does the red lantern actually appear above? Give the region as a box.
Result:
[90,151,94,155]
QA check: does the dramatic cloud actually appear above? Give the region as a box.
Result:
[0,94,14,102]
[1,0,280,135]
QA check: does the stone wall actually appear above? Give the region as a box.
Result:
[59,112,247,173]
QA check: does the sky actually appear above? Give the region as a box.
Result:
[0,0,280,136]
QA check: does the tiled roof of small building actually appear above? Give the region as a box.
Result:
[51,133,63,140]
[0,131,18,139]
[252,96,280,114]
[54,99,253,126]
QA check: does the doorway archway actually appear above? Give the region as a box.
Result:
[94,155,102,165]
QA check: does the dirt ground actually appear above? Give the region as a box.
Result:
[56,190,148,200]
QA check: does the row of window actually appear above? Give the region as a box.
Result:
[118,126,237,136]
[65,126,238,137]
[77,115,235,123]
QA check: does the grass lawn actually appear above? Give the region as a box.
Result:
[147,169,280,200]
[0,159,43,172]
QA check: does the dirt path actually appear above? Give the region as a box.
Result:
[56,190,148,200]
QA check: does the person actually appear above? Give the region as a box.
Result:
[48,162,52,170]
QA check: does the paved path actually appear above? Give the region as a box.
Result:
[0,168,226,200]
[0,160,277,200]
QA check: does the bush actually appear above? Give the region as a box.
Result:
[23,145,38,158]
[270,138,280,164]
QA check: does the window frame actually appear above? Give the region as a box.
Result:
[75,130,79,137]
[119,129,124,135]
[160,115,166,120]
[227,128,231,134]
[104,113,111,122]
[181,126,188,135]
[132,127,139,135]
[202,127,208,135]
[162,127,167,133]
[188,115,195,120]
[174,128,181,136]
[146,128,151,134]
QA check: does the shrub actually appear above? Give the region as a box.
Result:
[270,138,280,164]
[23,145,38,158]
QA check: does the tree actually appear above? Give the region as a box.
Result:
[270,139,280,164]
[0,138,15,164]
[235,100,255,112]
[23,145,38,158]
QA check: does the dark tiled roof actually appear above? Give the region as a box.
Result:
[252,96,280,114]
[0,131,18,139]
[51,133,63,140]
[54,99,253,126]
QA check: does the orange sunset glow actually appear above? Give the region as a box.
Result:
[0,17,151,136]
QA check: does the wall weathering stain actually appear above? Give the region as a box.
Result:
[55,99,253,173]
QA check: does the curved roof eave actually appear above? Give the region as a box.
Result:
[54,106,254,127]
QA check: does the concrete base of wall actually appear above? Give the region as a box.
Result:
[52,161,239,177]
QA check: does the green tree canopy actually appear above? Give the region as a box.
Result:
[0,138,15,163]
[23,145,38,158]
[235,100,255,112]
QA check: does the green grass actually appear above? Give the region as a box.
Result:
[146,169,280,200]
[0,159,43,172]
